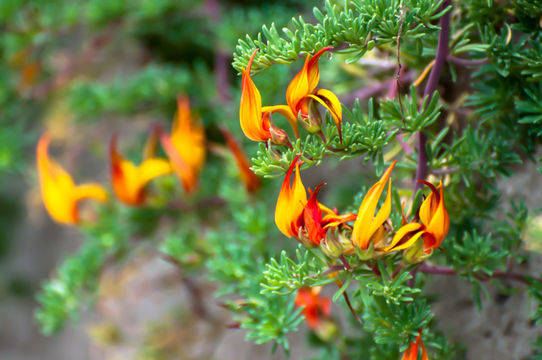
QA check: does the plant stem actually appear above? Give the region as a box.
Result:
[414,0,451,195]
[419,264,535,285]
[162,255,208,317]
[447,56,489,67]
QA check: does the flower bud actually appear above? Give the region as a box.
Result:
[298,227,319,249]
[355,241,375,261]
[299,100,322,134]
[269,122,289,146]
[403,237,431,264]
[320,228,352,258]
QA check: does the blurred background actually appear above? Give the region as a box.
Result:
[0,1,317,358]
[1,1,542,359]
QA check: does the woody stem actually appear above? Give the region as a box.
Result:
[414,0,451,196]
[162,255,208,317]
[419,264,536,285]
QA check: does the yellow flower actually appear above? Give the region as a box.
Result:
[36,133,108,225]
[351,161,397,250]
[385,181,449,255]
[110,134,172,206]
[286,47,343,140]
[160,96,206,193]
[239,49,298,142]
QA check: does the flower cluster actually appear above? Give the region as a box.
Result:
[237,48,449,263]
[239,47,342,144]
[273,157,449,263]
[37,96,258,225]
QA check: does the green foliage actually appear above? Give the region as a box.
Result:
[379,88,441,133]
[68,65,191,118]
[448,230,507,279]
[261,248,337,295]
[361,262,421,305]
[251,101,395,177]
[233,0,450,73]
[35,231,126,334]
[362,296,433,346]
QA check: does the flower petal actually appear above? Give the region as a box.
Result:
[262,104,299,138]
[38,133,106,224]
[160,132,197,194]
[384,222,424,251]
[352,161,397,249]
[162,97,206,193]
[138,158,172,187]
[221,128,261,193]
[37,133,78,224]
[302,183,326,246]
[309,88,343,141]
[73,184,108,203]
[275,155,307,237]
[425,182,449,250]
[239,49,271,141]
[286,47,332,116]
[110,135,171,206]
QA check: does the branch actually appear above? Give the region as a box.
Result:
[447,56,489,67]
[419,264,536,285]
[414,0,451,195]
[162,255,208,317]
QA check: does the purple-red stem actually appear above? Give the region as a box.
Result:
[419,264,534,285]
[414,0,451,196]
[447,56,489,67]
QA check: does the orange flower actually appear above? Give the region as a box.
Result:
[275,156,355,247]
[351,161,397,250]
[160,96,206,193]
[286,47,343,140]
[385,181,449,255]
[36,133,108,225]
[110,134,172,206]
[275,155,307,238]
[402,332,429,360]
[239,49,297,142]
[220,128,261,193]
[294,286,331,330]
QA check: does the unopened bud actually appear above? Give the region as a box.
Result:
[299,100,322,134]
[298,227,319,248]
[355,241,375,261]
[320,228,352,258]
[269,123,289,146]
[403,237,430,264]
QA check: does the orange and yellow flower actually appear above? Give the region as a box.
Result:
[275,155,308,238]
[160,96,206,193]
[385,181,449,255]
[37,133,108,225]
[110,134,172,206]
[351,161,397,251]
[220,128,261,193]
[402,332,429,360]
[239,49,297,142]
[286,47,343,140]
[295,286,332,331]
[275,155,358,248]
